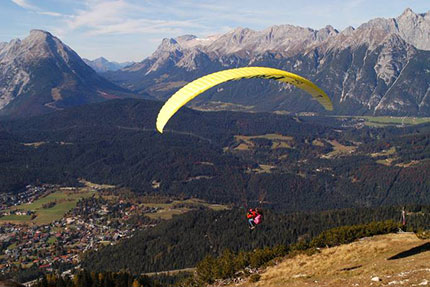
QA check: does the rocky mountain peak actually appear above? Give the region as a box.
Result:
[0,30,130,117]
[162,37,178,46]
[323,10,426,52]
[0,29,80,66]
[399,8,417,18]
[28,29,52,39]
[341,26,355,35]
[93,57,109,63]
[230,27,254,40]
[152,38,181,57]
[315,25,339,42]
[396,8,430,50]
[205,27,256,54]
[25,29,59,55]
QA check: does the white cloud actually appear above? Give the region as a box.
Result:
[38,11,64,17]
[84,19,200,36]
[64,0,205,36]
[10,0,65,17]
[11,0,37,10]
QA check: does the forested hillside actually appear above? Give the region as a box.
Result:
[2,99,430,211]
[81,205,430,274]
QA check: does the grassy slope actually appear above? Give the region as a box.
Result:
[234,233,430,287]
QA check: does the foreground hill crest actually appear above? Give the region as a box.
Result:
[229,233,430,287]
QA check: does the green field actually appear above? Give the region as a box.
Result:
[331,116,430,127]
[0,214,32,223]
[144,198,229,220]
[0,188,96,225]
[359,116,430,127]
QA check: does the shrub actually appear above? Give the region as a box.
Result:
[249,274,261,282]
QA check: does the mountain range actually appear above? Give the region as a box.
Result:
[104,8,430,116]
[1,9,430,117]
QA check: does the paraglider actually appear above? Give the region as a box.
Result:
[155,67,333,230]
[156,66,333,133]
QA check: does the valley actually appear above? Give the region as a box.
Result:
[1,4,430,287]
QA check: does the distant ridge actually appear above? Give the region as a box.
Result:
[83,57,135,73]
[104,9,430,116]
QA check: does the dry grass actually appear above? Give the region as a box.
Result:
[245,164,276,174]
[235,143,252,151]
[371,147,399,166]
[51,87,63,101]
[253,164,276,174]
[370,147,428,167]
[395,160,429,168]
[376,158,398,166]
[79,179,116,189]
[22,142,46,147]
[232,233,430,287]
[233,134,294,151]
[321,140,357,159]
[370,147,397,158]
[312,139,325,147]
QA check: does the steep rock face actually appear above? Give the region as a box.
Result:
[105,9,430,116]
[205,25,338,57]
[0,30,131,117]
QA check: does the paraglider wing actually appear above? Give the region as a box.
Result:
[156,67,333,133]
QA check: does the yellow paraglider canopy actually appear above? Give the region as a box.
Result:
[156,66,333,133]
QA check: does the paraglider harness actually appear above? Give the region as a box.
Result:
[241,187,266,230]
[247,208,263,230]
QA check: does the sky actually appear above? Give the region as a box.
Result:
[0,0,429,62]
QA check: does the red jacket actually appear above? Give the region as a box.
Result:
[247,210,256,219]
